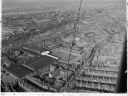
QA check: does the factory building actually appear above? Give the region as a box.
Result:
[22,45,46,54]
[22,55,57,71]
[5,65,32,79]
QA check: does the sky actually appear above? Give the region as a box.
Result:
[2,0,126,8]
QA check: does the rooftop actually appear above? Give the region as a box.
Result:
[59,47,82,55]
[25,55,47,65]
[5,65,32,79]
[51,49,77,63]
[22,55,56,71]
[23,45,46,53]
[19,48,39,56]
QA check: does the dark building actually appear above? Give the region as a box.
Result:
[5,65,32,79]
[22,55,56,71]
[22,45,46,54]
[19,48,39,56]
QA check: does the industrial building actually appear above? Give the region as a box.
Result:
[22,55,57,71]
[22,45,47,54]
[19,48,39,56]
[51,48,77,64]
[5,65,32,79]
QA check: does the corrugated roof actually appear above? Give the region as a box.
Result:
[23,55,56,71]
[25,55,47,65]
[5,65,32,79]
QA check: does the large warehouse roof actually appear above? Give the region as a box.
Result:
[51,49,77,63]
[22,55,56,71]
[5,65,32,79]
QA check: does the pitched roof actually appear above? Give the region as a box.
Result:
[23,45,46,53]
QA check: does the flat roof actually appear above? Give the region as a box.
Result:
[5,65,32,79]
[25,55,47,64]
[59,46,82,53]
[51,49,77,63]
[23,55,56,71]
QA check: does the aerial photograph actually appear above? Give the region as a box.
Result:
[1,0,127,93]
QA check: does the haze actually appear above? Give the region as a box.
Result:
[2,0,126,8]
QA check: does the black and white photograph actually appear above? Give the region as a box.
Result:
[1,0,127,93]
